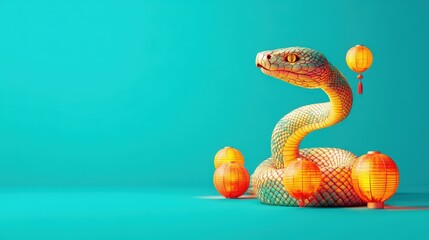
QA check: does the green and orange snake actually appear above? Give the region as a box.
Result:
[252,47,365,207]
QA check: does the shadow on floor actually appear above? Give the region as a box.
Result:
[196,194,257,200]
[197,192,429,210]
[384,205,429,210]
[384,192,429,210]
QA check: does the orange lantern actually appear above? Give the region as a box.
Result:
[214,146,244,168]
[352,151,400,209]
[213,162,250,198]
[346,45,373,94]
[283,158,322,207]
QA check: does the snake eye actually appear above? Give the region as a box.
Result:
[285,54,299,63]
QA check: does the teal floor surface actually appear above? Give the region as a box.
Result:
[0,188,428,240]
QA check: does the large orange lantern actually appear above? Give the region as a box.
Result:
[283,158,322,207]
[213,162,250,198]
[352,151,400,209]
[214,146,244,168]
[346,45,373,94]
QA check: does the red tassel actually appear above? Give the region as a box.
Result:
[358,81,363,94]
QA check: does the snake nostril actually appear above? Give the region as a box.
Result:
[267,54,272,60]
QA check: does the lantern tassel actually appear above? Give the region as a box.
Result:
[358,80,363,94]
[357,74,363,95]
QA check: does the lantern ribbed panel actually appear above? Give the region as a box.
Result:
[346,45,373,73]
[213,162,250,198]
[352,152,399,204]
[214,147,244,168]
[283,158,322,202]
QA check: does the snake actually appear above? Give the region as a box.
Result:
[252,47,365,207]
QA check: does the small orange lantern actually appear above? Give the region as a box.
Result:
[352,151,400,209]
[283,158,322,207]
[346,45,373,94]
[214,146,244,168]
[213,162,250,198]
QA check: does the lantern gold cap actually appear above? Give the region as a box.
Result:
[367,202,384,209]
[367,151,380,154]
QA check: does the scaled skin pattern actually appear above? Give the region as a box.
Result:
[252,47,365,207]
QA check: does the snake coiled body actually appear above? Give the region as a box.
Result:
[252,47,365,207]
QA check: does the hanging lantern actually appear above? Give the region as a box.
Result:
[283,158,322,207]
[214,146,244,168]
[346,45,373,94]
[213,162,250,198]
[352,151,400,209]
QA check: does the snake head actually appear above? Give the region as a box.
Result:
[256,47,331,88]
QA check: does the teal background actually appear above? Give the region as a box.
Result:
[0,0,428,239]
[1,0,428,189]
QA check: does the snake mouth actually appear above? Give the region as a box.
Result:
[257,64,312,77]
